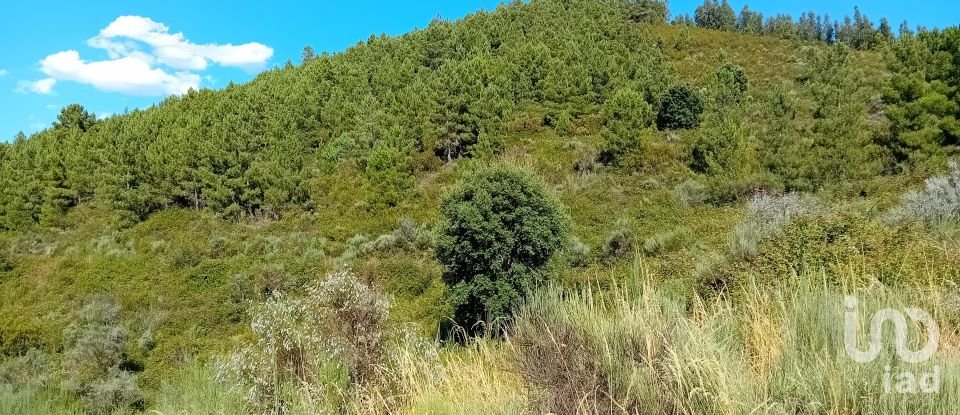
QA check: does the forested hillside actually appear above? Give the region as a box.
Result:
[3,0,960,414]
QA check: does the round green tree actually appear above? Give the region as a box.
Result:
[657,84,704,130]
[436,167,569,329]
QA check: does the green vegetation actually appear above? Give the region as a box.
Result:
[436,167,569,329]
[2,0,960,413]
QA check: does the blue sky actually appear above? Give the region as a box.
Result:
[0,1,956,142]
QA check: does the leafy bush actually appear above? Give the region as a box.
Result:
[436,167,569,329]
[170,248,202,269]
[602,220,634,259]
[891,161,960,226]
[565,237,592,267]
[643,227,693,255]
[61,297,142,414]
[599,89,655,166]
[548,109,574,136]
[673,179,709,206]
[728,193,822,259]
[747,214,959,286]
[626,0,669,24]
[711,63,749,105]
[657,85,703,130]
[218,270,391,413]
[365,142,415,207]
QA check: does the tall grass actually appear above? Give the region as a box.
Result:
[8,264,955,414]
[150,362,246,415]
[509,260,960,414]
[75,262,960,414]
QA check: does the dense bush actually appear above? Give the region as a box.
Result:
[218,270,393,412]
[749,214,959,285]
[436,167,569,329]
[694,0,736,32]
[598,88,655,166]
[657,85,703,130]
[728,193,822,259]
[891,161,960,225]
[602,220,635,259]
[626,0,669,24]
[364,142,415,207]
[710,63,749,106]
[61,297,142,414]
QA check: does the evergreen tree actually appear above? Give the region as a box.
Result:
[695,0,735,31]
[626,0,668,24]
[878,18,894,41]
[301,45,316,63]
[764,14,797,40]
[54,104,96,132]
[852,6,876,49]
[599,88,655,165]
[737,5,763,35]
[657,84,704,130]
[798,11,820,41]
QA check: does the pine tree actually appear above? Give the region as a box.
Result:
[301,45,316,63]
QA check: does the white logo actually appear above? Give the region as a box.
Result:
[843,296,939,363]
[843,296,941,394]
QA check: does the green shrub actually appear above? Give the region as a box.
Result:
[711,63,748,105]
[674,24,693,50]
[599,89,655,166]
[566,237,592,267]
[673,179,709,206]
[752,214,958,285]
[436,167,569,329]
[170,248,202,269]
[643,227,692,255]
[548,109,574,136]
[602,220,634,259]
[728,193,822,259]
[657,85,703,130]
[217,270,391,413]
[61,297,142,414]
[364,142,415,207]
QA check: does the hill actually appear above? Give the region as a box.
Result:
[2,0,960,413]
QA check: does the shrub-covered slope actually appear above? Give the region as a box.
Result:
[2,0,960,413]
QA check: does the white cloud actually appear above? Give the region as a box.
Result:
[39,50,198,95]
[0,69,8,77]
[32,79,57,94]
[23,16,271,96]
[89,16,273,72]
[16,78,56,94]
